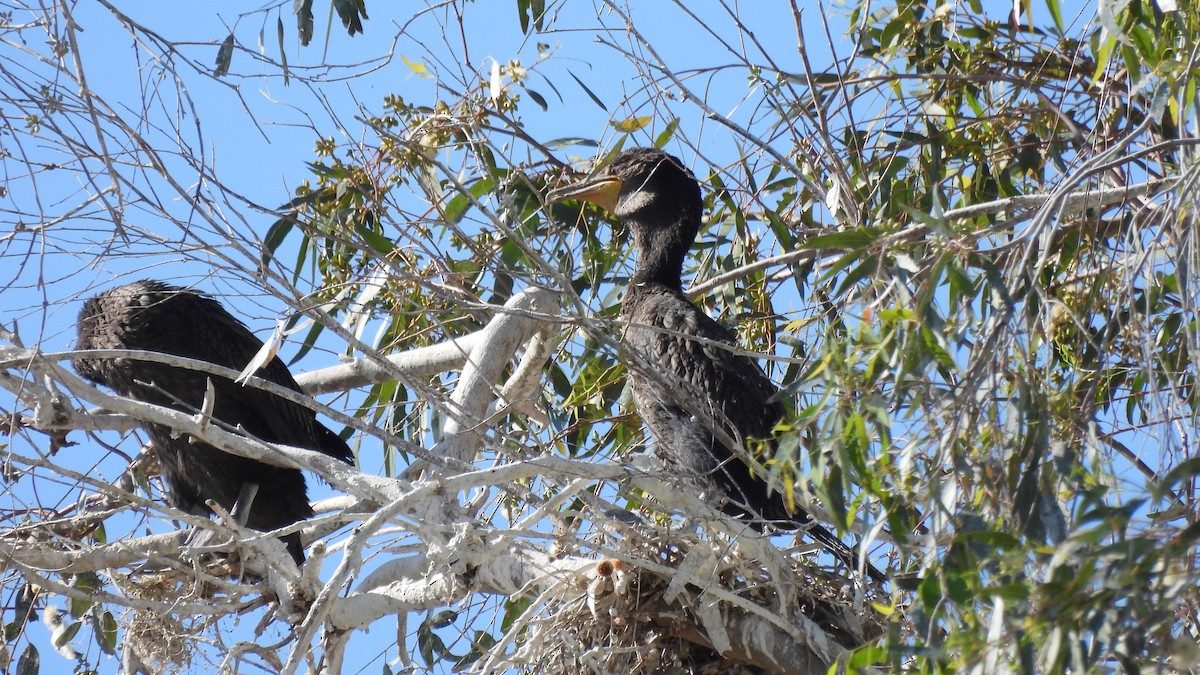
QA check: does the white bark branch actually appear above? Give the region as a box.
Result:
[293,334,483,395]
[427,287,561,467]
[1,285,868,673]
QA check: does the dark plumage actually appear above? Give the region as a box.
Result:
[549,148,883,582]
[75,280,354,564]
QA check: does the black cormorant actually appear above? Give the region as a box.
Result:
[549,148,883,582]
[75,279,354,564]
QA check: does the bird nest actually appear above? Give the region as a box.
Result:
[114,559,289,672]
[492,530,887,674]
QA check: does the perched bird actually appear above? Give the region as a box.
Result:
[75,279,354,564]
[549,147,883,582]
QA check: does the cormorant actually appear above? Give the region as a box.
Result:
[549,147,883,582]
[75,279,354,565]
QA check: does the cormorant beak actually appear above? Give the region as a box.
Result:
[546,175,624,212]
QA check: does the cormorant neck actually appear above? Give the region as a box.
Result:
[629,213,695,290]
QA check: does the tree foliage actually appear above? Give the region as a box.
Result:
[1,0,1198,673]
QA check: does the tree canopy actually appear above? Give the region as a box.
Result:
[1,1,1198,672]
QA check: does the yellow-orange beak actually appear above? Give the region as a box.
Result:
[546,175,624,213]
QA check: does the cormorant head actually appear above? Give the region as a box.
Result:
[75,280,184,382]
[548,147,702,237]
[74,294,108,383]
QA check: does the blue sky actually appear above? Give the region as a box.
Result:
[4,0,833,337]
[0,1,1112,671]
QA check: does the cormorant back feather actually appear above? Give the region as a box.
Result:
[75,279,353,564]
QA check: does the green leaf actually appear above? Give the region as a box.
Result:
[68,573,101,617]
[798,228,879,250]
[16,643,38,675]
[417,621,438,666]
[532,0,546,31]
[53,621,80,648]
[523,87,548,110]
[95,610,118,655]
[1092,32,1117,84]
[1160,457,1200,491]
[985,582,1032,602]
[306,161,342,178]
[287,315,325,365]
[611,116,652,133]
[543,137,598,150]
[1045,0,1063,33]
[92,521,106,545]
[833,256,879,297]
[261,217,294,269]
[441,177,494,226]
[292,230,309,285]
[568,70,607,111]
[654,119,679,147]
[516,0,531,34]
[917,571,940,611]
[294,0,314,46]
[920,325,955,371]
[943,568,972,605]
[846,644,888,668]
[14,583,36,626]
[214,34,235,77]
[278,17,289,85]
[429,609,457,629]
[877,308,915,322]
[354,222,395,255]
[501,597,532,632]
[332,0,366,36]
[454,630,498,669]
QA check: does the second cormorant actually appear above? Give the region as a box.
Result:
[75,280,354,564]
